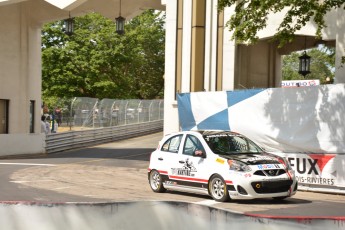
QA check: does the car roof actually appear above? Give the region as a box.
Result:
[196,130,241,136]
[164,130,242,138]
[168,130,240,136]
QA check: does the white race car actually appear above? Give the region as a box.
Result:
[148,130,297,202]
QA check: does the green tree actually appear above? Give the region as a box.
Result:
[121,11,165,99]
[42,10,165,105]
[217,0,344,47]
[282,46,335,83]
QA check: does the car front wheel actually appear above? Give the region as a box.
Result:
[149,170,166,193]
[209,175,229,202]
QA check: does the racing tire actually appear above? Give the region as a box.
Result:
[208,175,229,202]
[149,170,166,193]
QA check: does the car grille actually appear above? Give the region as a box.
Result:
[253,169,286,177]
[251,180,293,194]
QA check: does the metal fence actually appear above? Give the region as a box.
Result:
[51,97,164,131]
[46,120,163,153]
[44,97,164,153]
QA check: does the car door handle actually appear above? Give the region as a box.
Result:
[179,160,185,164]
[158,157,163,161]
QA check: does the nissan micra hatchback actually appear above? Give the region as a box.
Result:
[148,130,297,202]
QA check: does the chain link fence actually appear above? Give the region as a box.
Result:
[49,97,163,132]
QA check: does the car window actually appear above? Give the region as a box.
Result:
[204,133,262,155]
[183,135,205,156]
[229,136,249,151]
[161,135,183,153]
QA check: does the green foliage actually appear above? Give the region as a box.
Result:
[42,10,165,106]
[282,46,335,84]
[217,0,344,47]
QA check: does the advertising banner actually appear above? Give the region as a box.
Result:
[281,79,320,87]
[177,84,345,192]
[276,152,345,191]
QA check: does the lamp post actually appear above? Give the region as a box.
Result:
[115,0,125,35]
[64,13,74,36]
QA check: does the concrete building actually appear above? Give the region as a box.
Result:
[0,0,164,156]
[163,1,345,135]
[0,0,344,155]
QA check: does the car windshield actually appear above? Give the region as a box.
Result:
[203,133,263,155]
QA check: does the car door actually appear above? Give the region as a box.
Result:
[152,134,183,178]
[170,134,209,190]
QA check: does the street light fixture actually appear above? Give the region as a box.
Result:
[298,37,311,77]
[115,0,125,35]
[64,12,74,36]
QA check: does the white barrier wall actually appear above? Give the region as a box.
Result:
[177,84,345,192]
[0,201,343,230]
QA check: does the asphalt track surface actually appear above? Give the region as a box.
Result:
[0,132,345,220]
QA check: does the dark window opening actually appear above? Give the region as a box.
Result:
[0,99,9,134]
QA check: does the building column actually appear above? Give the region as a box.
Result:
[334,7,345,83]
[163,0,179,134]
[222,6,236,91]
[175,0,183,95]
[0,3,45,156]
[190,0,206,92]
[216,9,224,91]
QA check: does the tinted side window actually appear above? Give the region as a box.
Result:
[161,135,183,153]
[183,135,205,156]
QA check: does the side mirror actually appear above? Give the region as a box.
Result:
[194,150,206,158]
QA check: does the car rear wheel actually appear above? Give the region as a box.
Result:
[209,175,229,202]
[149,170,166,193]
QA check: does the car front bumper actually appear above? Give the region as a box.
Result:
[228,177,298,200]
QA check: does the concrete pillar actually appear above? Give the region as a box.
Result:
[222,6,236,91]
[175,0,183,94]
[163,0,180,134]
[0,3,45,155]
[334,7,345,84]
[190,0,206,92]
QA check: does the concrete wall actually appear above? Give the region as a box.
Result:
[0,201,342,230]
[236,41,281,89]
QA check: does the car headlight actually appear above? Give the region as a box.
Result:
[227,160,251,172]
